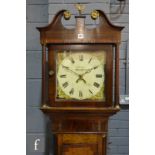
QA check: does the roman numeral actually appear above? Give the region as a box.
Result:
[79,55,83,61]
[93,82,100,88]
[79,91,83,97]
[60,75,66,78]
[69,88,74,95]
[70,57,75,64]
[88,57,92,63]
[89,89,93,94]
[62,82,68,88]
[93,66,98,69]
[96,74,102,78]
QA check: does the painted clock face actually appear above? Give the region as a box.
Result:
[56,51,106,101]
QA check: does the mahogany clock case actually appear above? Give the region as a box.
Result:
[37,9,124,155]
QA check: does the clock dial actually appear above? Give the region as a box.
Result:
[57,52,105,100]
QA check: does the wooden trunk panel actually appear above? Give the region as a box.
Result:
[63,134,98,143]
[63,145,96,155]
[56,134,106,155]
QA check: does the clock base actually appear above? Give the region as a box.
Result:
[41,106,119,155]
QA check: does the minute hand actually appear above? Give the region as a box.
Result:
[82,64,102,76]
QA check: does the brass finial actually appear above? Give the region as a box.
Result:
[64,10,71,20]
[115,105,120,110]
[91,10,99,20]
[74,3,85,15]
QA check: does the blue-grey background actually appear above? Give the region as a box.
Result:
[26,0,129,155]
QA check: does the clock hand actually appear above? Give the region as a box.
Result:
[62,65,80,76]
[76,75,86,83]
[62,65,87,84]
[82,64,102,76]
[76,64,103,83]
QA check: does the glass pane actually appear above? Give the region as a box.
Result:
[56,50,106,101]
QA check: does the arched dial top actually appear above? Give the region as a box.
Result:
[56,51,106,100]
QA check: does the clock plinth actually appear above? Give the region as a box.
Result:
[37,9,123,155]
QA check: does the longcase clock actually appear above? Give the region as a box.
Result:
[37,5,123,155]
